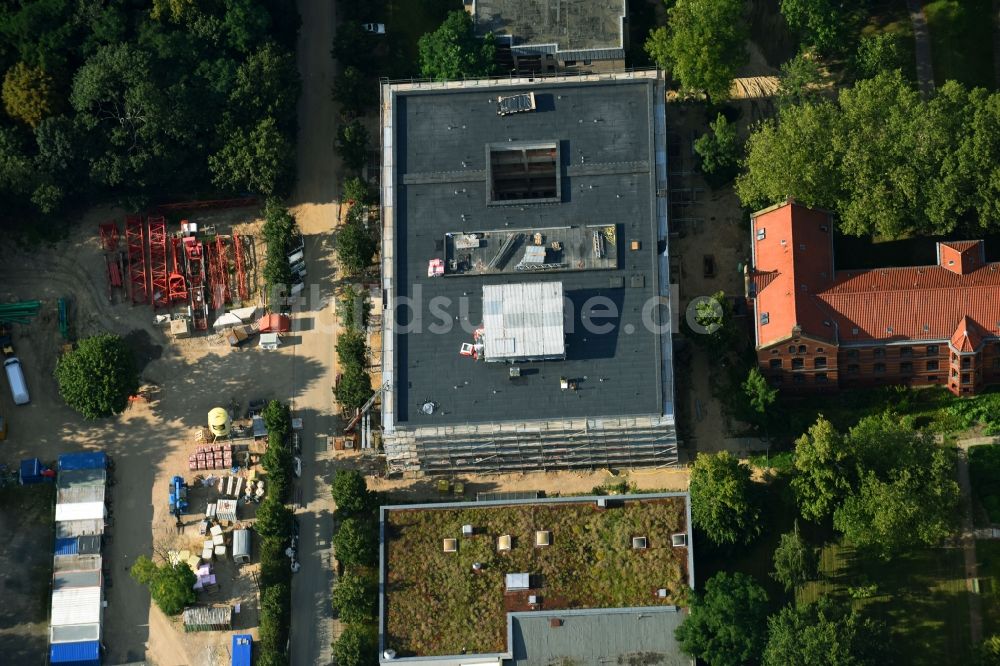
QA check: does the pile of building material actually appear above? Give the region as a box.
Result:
[188,443,234,471]
[182,605,232,632]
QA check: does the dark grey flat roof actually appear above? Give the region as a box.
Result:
[390,79,663,427]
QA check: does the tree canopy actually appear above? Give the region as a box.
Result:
[333,517,378,568]
[331,468,374,516]
[764,598,887,666]
[645,0,748,101]
[694,112,741,185]
[332,570,378,624]
[779,0,845,55]
[255,497,293,540]
[418,10,496,82]
[332,622,379,666]
[690,451,763,547]
[336,119,370,174]
[675,571,770,666]
[337,204,377,276]
[792,413,960,558]
[738,72,1000,237]
[0,1,299,230]
[771,521,819,591]
[130,556,196,616]
[56,334,139,419]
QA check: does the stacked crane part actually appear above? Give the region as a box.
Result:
[0,300,41,325]
[168,237,188,303]
[233,233,250,302]
[183,236,209,331]
[125,215,148,305]
[148,216,169,308]
[207,235,231,311]
[98,222,126,304]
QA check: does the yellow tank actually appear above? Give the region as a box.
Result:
[207,407,231,438]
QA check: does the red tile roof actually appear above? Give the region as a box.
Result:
[951,316,986,352]
[750,202,1000,347]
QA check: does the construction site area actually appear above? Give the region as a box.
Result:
[0,197,344,665]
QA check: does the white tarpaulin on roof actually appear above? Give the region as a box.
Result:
[482,282,565,362]
[55,501,105,522]
[51,586,102,626]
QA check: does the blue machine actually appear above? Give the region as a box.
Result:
[168,475,189,516]
[231,634,252,666]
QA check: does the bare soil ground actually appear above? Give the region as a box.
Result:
[0,484,56,663]
[665,99,754,453]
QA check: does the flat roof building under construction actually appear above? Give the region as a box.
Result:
[381,70,677,473]
[380,71,676,475]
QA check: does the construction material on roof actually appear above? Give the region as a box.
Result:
[50,639,100,664]
[535,530,550,546]
[56,502,105,522]
[481,282,565,362]
[50,622,100,645]
[506,572,531,591]
[443,538,458,552]
[51,586,102,626]
[58,452,106,472]
[498,535,512,551]
[497,92,536,116]
[183,605,232,632]
[232,634,252,666]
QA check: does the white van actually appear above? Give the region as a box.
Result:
[4,357,29,405]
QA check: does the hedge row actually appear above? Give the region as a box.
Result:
[261,200,299,300]
[331,469,380,666]
[256,400,295,665]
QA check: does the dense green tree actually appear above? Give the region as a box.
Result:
[736,99,841,212]
[334,517,378,568]
[793,413,959,558]
[956,89,1000,229]
[336,119,370,173]
[771,521,819,591]
[263,399,292,439]
[331,469,374,515]
[332,21,375,72]
[854,32,908,79]
[690,451,763,547]
[337,206,377,275]
[2,62,61,127]
[255,497,293,540]
[741,366,778,431]
[980,635,1000,665]
[56,334,139,419]
[694,113,740,185]
[688,291,737,349]
[209,116,294,195]
[646,0,748,100]
[221,0,271,53]
[342,176,371,204]
[675,571,769,666]
[335,364,374,413]
[130,556,197,615]
[336,329,367,369]
[231,42,299,124]
[332,571,377,623]
[0,127,34,196]
[332,622,378,666]
[418,10,496,81]
[764,598,886,666]
[332,65,376,118]
[779,0,844,54]
[777,50,825,107]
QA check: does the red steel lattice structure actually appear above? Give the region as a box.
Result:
[233,234,249,302]
[125,215,148,304]
[168,237,188,303]
[148,216,169,308]
[98,223,119,252]
[214,235,232,308]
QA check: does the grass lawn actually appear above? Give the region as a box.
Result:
[383,497,689,656]
[799,540,972,665]
[924,0,995,89]
[979,540,1000,637]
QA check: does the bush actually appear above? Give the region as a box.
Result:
[338,286,370,331]
[336,205,377,276]
[259,536,291,588]
[335,364,374,413]
[129,556,196,616]
[332,571,377,624]
[331,469,374,515]
[332,623,378,666]
[260,202,299,298]
[259,582,291,654]
[256,497,293,540]
[342,176,371,205]
[336,119,370,173]
[56,334,139,419]
[969,444,1000,522]
[333,517,377,568]
[263,399,292,438]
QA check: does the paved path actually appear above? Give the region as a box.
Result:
[956,440,987,646]
[907,0,936,98]
[288,0,341,664]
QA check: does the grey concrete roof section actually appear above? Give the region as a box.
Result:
[474,0,627,60]
[510,607,693,666]
[379,72,676,474]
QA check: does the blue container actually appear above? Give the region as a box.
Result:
[58,452,106,472]
[19,458,43,485]
[54,537,79,556]
[231,634,252,666]
[50,640,100,665]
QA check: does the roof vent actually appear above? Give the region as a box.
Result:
[421,401,436,415]
[887,326,894,334]
[632,536,648,549]
[672,533,687,547]
[823,320,831,327]
[756,228,766,240]
[852,327,859,335]
[760,312,770,325]
[924,324,930,332]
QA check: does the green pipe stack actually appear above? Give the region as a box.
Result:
[0,300,42,325]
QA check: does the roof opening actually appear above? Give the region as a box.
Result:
[497,92,536,116]
[487,142,560,204]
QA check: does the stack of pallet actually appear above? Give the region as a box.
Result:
[188,444,234,471]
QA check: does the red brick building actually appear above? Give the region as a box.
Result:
[748,200,1000,395]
